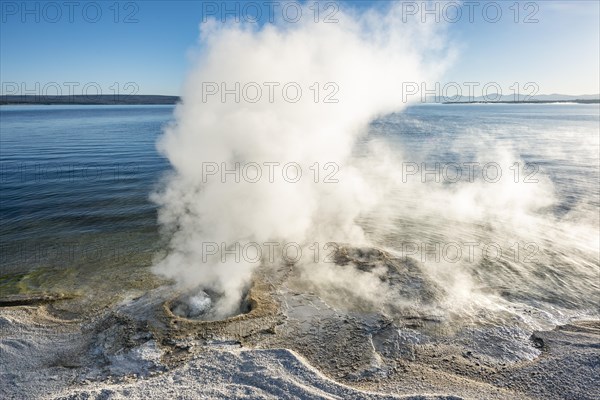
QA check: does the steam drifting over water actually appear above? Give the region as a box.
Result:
[152,3,599,325]
[151,3,452,318]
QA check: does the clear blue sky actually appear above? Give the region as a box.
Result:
[1,1,598,96]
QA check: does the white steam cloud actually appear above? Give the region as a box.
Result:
[151,3,454,318]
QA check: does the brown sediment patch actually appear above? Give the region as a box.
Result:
[161,279,282,342]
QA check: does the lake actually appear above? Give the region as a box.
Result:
[1,103,598,320]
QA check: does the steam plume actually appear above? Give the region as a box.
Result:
[152,3,453,318]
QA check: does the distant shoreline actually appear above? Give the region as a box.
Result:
[443,99,599,104]
[1,95,598,106]
[0,95,180,105]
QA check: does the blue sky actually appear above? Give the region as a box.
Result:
[1,1,599,96]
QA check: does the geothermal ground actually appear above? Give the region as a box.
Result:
[1,247,598,400]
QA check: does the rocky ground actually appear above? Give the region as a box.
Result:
[1,247,598,399]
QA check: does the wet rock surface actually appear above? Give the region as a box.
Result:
[1,246,598,399]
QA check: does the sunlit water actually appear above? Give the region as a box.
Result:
[1,104,598,328]
[362,104,599,328]
[0,105,171,300]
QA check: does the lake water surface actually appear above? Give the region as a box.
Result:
[1,104,598,322]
